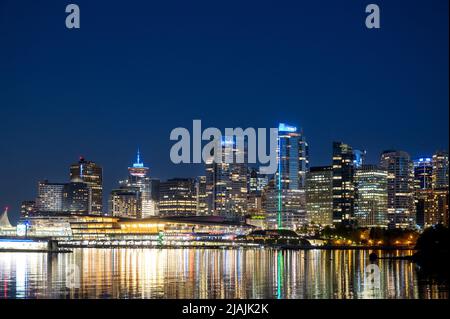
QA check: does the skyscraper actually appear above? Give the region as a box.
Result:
[414,157,433,190]
[432,151,449,190]
[306,166,333,227]
[159,178,197,216]
[62,178,91,215]
[380,150,416,228]
[119,150,157,218]
[332,142,355,223]
[354,165,388,228]
[70,157,103,214]
[205,137,248,219]
[36,181,65,213]
[264,123,308,230]
[109,188,141,219]
[196,176,208,216]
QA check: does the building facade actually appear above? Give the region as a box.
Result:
[36,181,65,213]
[306,166,333,227]
[159,178,197,216]
[332,142,355,223]
[62,179,91,215]
[264,123,308,230]
[380,150,416,228]
[109,188,141,219]
[70,157,103,214]
[205,137,248,219]
[354,165,388,228]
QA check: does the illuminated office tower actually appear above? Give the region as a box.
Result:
[205,137,248,219]
[159,178,197,216]
[432,151,449,190]
[414,157,433,227]
[380,150,416,228]
[119,150,157,218]
[62,178,91,215]
[414,157,433,190]
[354,165,388,228]
[196,176,208,216]
[70,157,103,214]
[431,151,449,226]
[264,123,308,230]
[306,166,333,227]
[36,181,65,213]
[109,188,141,219]
[332,142,355,223]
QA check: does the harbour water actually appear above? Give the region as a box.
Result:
[0,248,447,299]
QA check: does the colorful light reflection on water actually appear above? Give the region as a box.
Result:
[0,248,447,299]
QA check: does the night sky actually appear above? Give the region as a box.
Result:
[0,0,448,223]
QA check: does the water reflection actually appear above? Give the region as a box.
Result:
[0,248,447,299]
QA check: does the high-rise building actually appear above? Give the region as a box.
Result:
[380,150,416,228]
[414,152,449,228]
[70,157,103,214]
[195,176,208,215]
[414,157,433,190]
[432,151,449,190]
[36,181,65,213]
[332,142,355,223]
[430,151,449,227]
[354,165,388,228]
[264,123,308,230]
[306,166,333,227]
[109,188,141,219]
[62,178,91,215]
[205,137,248,218]
[119,150,158,218]
[159,178,197,216]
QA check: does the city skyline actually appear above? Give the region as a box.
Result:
[5,141,449,226]
[1,0,449,222]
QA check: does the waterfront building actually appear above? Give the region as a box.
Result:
[380,150,416,228]
[263,123,309,230]
[0,207,16,236]
[109,188,141,219]
[62,178,91,215]
[306,166,333,227]
[20,201,36,218]
[36,181,65,213]
[205,137,248,219]
[70,157,103,214]
[27,214,254,244]
[119,150,158,218]
[354,165,388,228]
[332,142,355,223]
[159,178,197,216]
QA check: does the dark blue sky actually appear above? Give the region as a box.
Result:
[0,0,448,222]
